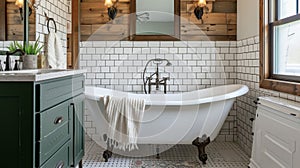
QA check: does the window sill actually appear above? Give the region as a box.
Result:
[260,78,300,96]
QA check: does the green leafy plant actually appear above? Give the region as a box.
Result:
[7,37,44,55]
[7,41,20,52]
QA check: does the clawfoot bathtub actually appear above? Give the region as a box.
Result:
[85,84,249,163]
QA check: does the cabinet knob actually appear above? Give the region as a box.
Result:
[55,160,64,168]
[54,116,63,125]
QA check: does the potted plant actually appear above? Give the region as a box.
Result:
[8,37,43,69]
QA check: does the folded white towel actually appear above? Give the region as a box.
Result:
[47,31,66,69]
[103,96,145,151]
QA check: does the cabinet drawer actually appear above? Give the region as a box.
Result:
[40,141,71,168]
[38,75,84,111]
[38,100,71,165]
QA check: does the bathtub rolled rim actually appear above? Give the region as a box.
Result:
[84,84,249,106]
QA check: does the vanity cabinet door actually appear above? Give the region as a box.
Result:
[0,82,34,168]
[253,106,300,168]
[70,94,85,167]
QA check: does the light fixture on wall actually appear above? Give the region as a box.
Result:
[104,0,117,20]
[194,0,206,20]
[15,0,33,21]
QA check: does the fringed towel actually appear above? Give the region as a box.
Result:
[101,96,145,151]
[47,31,66,69]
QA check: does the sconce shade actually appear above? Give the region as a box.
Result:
[15,0,33,20]
[108,7,117,20]
[15,0,23,8]
[104,0,113,8]
[198,0,206,7]
[194,6,204,20]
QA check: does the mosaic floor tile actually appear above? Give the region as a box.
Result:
[83,140,250,168]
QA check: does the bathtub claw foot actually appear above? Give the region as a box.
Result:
[192,135,210,164]
[103,150,113,162]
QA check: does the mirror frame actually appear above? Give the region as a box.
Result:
[23,1,29,44]
[129,0,180,41]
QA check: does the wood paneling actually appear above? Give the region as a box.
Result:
[0,0,6,40]
[80,0,237,41]
[180,0,236,41]
[81,0,130,41]
[2,0,36,41]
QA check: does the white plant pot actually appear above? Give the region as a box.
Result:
[22,55,37,69]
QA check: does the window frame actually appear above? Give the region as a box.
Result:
[260,0,300,95]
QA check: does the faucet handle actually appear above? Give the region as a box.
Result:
[163,77,170,81]
[13,60,20,70]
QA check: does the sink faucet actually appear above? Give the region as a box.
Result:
[5,49,25,71]
[142,58,172,94]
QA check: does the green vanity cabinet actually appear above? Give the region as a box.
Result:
[0,73,85,168]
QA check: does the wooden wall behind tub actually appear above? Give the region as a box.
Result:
[80,0,237,41]
[1,0,36,41]
[80,0,130,41]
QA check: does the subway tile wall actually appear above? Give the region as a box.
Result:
[80,40,238,143]
[80,41,237,92]
[35,0,70,56]
[236,36,300,155]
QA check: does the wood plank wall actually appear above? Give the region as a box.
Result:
[80,0,237,41]
[5,0,36,41]
[81,0,130,41]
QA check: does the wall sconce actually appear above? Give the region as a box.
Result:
[104,0,117,20]
[15,0,32,20]
[194,0,206,20]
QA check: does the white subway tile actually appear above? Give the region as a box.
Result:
[133,48,142,54]
[160,41,173,47]
[115,48,123,54]
[150,48,160,53]
[148,41,160,47]
[178,48,187,53]
[134,42,148,47]
[121,41,133,47]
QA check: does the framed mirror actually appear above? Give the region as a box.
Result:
[130,0,180,41]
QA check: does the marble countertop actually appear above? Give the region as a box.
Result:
[0,69,86,82]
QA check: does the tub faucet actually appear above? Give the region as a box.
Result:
[5,49,25,71]
[142,58,172,94]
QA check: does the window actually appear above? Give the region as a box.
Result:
[260,0,300,95]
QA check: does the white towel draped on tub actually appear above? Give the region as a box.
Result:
[101,96,145,151]
[47,31,66,69]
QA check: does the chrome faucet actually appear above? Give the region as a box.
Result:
[142,58,172,94]
[4,49,24,71]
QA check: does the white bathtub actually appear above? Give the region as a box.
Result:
[85,84,248,145]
